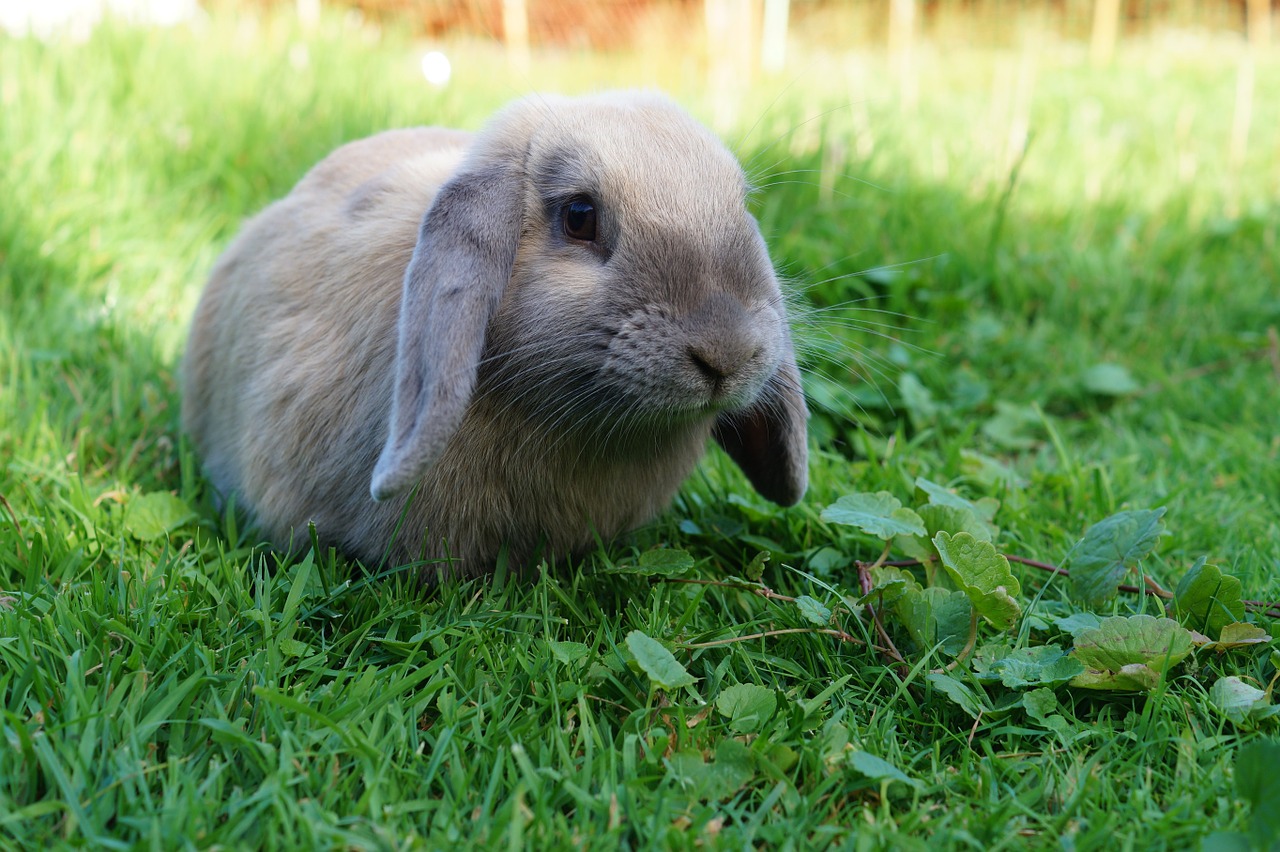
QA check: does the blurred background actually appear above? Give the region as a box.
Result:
[1,0,1276,534]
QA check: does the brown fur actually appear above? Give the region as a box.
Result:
[182,92,808,578]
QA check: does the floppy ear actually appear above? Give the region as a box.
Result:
[370,163,524,501]
[713,333,809,506]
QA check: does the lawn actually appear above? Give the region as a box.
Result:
[2,7,1279,849]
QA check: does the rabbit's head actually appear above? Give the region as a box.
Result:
[371,91,808,510]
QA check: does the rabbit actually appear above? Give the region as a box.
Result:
[182,90,808,578]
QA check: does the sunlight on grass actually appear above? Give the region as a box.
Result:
[2,5,1279,847]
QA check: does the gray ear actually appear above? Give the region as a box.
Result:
[370,164,523,501]
[713,334,809,506]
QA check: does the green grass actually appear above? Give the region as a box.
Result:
[3,10,1280,849]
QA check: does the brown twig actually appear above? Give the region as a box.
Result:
[1009,553,1179,601]
[679,627,865,649]
[1244,600,1280,619]
[854,557,909,672]
[868,607,908,670]
[856,558,873,596]
[1141,574,1175,601]
[1004,554,1066,576]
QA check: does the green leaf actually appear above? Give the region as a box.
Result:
[794,595,832,626]
[819,722,851,763]
[960,449,1028,489]
[1236,739,1280,844]
[1065,508,1167,606]
[744,550,769,581]
[1081,363,1140,396]
[1021,687,1059,722]
[821,491,926,540]
[626,631,697,690]
[806,546,848,576]
[635,549,695,576]
[895,586,973,656]
[1069,614,1192,691]
[715,684,777,734]
[548,641,592,665]
[1174,559,1245,638]
[981,401,1043,451]
[278,638,312,658]
[848,751,923,790]
[972,643,1084,689]
[933,532,1022,630]
[858,566,920,608]
[896,503,993,563]
[898,372,940,427]
[664,739,755,801]
[1054,612,1103,637]
[1200,832,1255,852]
[123,491,195,541]
[1209,677,1280,726]
[1195,622,1273,652]
[799,674,854,719]
[1072,614,1192,670]
[914,477,1000,526]
[925,672,988,719]
[1070,663,1162,691]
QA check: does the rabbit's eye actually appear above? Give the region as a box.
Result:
[561,198,597,242]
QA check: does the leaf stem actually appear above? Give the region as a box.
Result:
[941,608,980,673]
[869,539,893,571]
[1139,573,1174,601]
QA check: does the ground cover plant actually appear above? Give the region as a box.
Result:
[2,8,1279,848]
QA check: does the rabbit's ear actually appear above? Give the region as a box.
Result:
[370,163,523,501]
[713,334,809,506]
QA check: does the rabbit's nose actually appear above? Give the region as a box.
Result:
[684,292,764,389]
[687,341,759,384]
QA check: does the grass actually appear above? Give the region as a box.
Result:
[2,8,1280,849]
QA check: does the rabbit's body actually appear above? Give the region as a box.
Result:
[184,93,808,576]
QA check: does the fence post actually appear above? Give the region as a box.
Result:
[503,0,530,75]
[1090,0,1120,66]
[761,0,789,74]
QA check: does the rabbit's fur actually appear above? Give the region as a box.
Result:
[183,91,808,577]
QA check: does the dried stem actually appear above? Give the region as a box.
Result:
[659,576,796,603]
[854,557,908,671]
[856,558,873,596]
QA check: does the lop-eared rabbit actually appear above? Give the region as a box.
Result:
[183,91,808,578]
